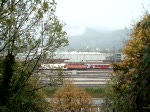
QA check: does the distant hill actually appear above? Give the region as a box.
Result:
[66,27,132,50]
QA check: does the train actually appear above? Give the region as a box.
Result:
[40,63,112,70]
[41,63,67,70]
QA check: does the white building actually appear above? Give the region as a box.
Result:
[52,52,107,61]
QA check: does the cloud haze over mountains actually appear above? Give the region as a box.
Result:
[66,27,131,50]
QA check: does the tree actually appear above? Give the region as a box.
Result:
[50,81,92,112]
[107,14,150,112]
[0,0,68,111]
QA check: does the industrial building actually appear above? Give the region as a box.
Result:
[51,51,123,62]
[53,52,106,61]
[15,50,123,62]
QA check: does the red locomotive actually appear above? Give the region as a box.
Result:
[66,63,87,70]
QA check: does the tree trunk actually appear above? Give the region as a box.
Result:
[0,53,15,105]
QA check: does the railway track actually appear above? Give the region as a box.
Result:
[39,69,113,87]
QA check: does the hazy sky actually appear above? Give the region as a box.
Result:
[55,0,150,35]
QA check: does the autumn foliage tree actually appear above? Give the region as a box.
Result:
[108,14,150,112]
[50,81,92,112]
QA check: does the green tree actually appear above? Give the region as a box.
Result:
[107,14,150,112]
[0,0,68,111]
[50,81,92,112]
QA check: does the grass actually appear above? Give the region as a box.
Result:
[45,87,106,98]
[84,87,105,98]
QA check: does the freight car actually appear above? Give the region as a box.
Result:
[90,64,112,69]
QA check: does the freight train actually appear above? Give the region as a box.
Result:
[40,63,112,70]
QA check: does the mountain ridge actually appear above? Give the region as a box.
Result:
[66,27,132,50]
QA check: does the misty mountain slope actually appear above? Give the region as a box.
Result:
[67,27,131,49]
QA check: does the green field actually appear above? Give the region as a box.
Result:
[45,87,105,98]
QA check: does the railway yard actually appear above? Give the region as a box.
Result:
[38,63,113,110]
[39,69,113,110]
[39,69,113,87]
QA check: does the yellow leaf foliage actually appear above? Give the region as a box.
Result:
[50,80,92,111]
[112,14,150,98]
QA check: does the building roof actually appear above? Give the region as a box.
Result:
[54,51,105,55]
